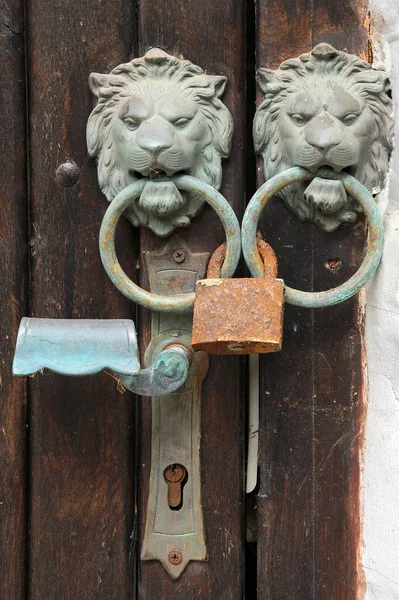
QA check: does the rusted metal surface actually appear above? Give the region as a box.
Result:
[191,240,284,354]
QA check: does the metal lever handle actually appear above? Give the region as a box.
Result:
[118,344,191,396]
[12,318,191,397]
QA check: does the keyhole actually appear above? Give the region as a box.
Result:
[164,464,188,511]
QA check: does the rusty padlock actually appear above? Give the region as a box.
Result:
[191,240,284,354]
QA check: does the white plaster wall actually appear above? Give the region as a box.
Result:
[364,2,399,597]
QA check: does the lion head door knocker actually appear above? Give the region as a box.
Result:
[253,43,393,232]
[87,47,234,237]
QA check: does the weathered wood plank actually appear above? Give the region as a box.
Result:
[256,0,368,597]
[136,2,246,597]
[0,2,28,598]
[311,3,368,597]
[27,1,138,597]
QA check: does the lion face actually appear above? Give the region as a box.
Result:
[279,86,373,175]
[114,92,208,178]
[87,49,233,237]
[254,44,393,231]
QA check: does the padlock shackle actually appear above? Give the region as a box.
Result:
[207,240,278,279]
[242,167,384,308]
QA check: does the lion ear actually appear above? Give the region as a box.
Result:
[88,72,110,98]
[257,68,276,95]
[210,75,228,98]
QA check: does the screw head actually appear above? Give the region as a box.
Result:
[172,249,186,263]
[168,550,182,565]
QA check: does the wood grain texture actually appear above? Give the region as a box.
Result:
[0,2,28,598]
[27,1,139,597]
[136,2,246,597]
[256,1,368,597]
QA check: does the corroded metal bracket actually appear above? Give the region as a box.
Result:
[254,43,393,231]
[141,236,209,579]
[87,48,233,237]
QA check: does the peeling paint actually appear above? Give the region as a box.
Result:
[197,279,224,287]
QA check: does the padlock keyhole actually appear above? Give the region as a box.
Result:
[164,464,188,511]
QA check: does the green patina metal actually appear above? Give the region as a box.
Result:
[254,43,393,232]
[87,48,233,238]
[99,175,241,312]
[119,344,192,396]
[12,318,140,377]
[242,166,384,308]
[13,317,191,396]
[140,239,208,578]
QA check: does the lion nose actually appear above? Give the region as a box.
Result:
[305,114,340,153]
[136,119,174,154]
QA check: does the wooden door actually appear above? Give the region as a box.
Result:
[0,0,368,598]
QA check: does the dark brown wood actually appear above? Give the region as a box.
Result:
[27,2,139,598]
[256,1,368,597]
[0,2,28,599]
[137,3,246,597]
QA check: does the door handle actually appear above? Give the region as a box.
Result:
[12,317,191,396]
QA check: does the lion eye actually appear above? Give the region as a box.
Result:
[174,117,190,129]
[290,113,307,126]
[123,118,140,130]
[342,113,358,125]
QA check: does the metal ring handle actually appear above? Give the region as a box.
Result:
[100,175,241,312]
[242,167,384,308]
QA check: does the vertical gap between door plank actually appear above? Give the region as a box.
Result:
[0,0,29,597]
[244,0,258,597]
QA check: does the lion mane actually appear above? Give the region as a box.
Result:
[253,43,393,229]
[87,48,233,236]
